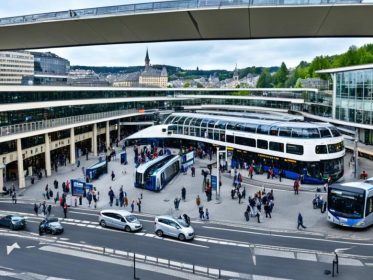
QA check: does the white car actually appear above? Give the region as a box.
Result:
[99,209,142,232]
[154,215,194,241]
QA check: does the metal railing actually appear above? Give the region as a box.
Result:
[0,109,139,138]
[0,0,362,26]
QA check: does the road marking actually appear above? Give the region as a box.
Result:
[162,238,209,248]
[6,242,20,255]
[296,252,317,262]
[25,246,35,249]
[255,248,295,259]
[202,226,373,246]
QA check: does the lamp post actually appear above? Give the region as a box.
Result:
[216,147,227,200]
[354,128,359,179]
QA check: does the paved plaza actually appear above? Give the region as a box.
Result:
[12,142,373,240]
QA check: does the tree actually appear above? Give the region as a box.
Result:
[256,69,273,88]
[273,62,289,87]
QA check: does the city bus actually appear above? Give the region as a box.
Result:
[327,181,373,228]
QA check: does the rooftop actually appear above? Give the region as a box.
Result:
[316,63,373,74]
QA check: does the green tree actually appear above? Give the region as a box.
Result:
[256,69,273,88]
[273,62,289,87]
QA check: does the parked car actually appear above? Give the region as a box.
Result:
[39,217,64,235]
[154,215,194,241]
[99,209,142,232]
[0,215,26,230]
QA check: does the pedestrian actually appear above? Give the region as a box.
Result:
[12,192,17,204]
[199,206,205,220]
[174,197,181,210]
[41,201,47,216]
[242,187,246,199]
[293,179,299,195]
[297,213,307,230]
[87,191,93,207]
[264,202,271,218]
[279,169,283,182]
[238,191,242,204]
[93,191,97,208]
[205,208,209,221]
[119,187,124,207]
[196,195,201,207]
[244,205,250,222]
[181,187,186,201]
[63,202,68,218]
[47,205,52,216]
[131,200,135,212]
[191,166,195,177]
[34,203,39,216]
[111,171,115,181]
[124,196,129,207]
[137,199,141,212]
[108,187,115,207]
[256,211,261,223]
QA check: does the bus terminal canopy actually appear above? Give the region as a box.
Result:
[0,0,371,50]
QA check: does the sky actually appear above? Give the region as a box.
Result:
[1,0,373,70]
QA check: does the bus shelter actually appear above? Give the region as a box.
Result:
[86,160,108,180]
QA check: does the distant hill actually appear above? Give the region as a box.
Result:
[70,65,279,81]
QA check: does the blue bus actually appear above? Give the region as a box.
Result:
[327,180,373,228]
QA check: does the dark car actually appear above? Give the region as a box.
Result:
[39,217,64,235]
[0,215,26,230]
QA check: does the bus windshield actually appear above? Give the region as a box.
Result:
[328,187,365,219]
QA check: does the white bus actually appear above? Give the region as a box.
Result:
[327,180,373,228]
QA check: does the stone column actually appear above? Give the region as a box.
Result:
[17,138,26,189]
[106,121,110,149]
[70,128,76,165]
[45,133,51,177]
[93,123,98,157]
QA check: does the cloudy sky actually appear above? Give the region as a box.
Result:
[1,0,373,70]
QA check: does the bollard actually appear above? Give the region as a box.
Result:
[218,269,221,279]
[193,264,195,274]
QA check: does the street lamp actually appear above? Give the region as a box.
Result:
[216,147,227,200]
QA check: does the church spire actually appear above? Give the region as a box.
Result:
[145,48,150,69]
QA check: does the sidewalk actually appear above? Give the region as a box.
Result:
[9,143,373,241]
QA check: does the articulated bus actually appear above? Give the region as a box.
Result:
[327,180,373,228]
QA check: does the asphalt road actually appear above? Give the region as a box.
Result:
[1,200,373,280]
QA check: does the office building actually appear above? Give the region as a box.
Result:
[0,51,34,85]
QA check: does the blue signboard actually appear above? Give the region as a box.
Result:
[120,151,127,165]
[211,175,217,191]
[71,179,93,197]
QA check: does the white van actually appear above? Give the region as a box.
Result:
[99,209,142,232]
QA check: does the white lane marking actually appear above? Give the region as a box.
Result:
[39,245,211,280]
[162,238,209,249]
[252,255,256,266]
[26,246,36,249]
[0,266,14,271]
[59,238,70,241]
[202,226,373,246]
[6,242,20,255]
[365,263,373,266]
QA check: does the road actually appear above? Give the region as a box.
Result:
[0,200,372,280]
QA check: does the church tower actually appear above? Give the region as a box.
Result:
[145,48,150,70]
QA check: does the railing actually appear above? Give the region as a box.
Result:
[0,109,140,138]
[0,0,362,26]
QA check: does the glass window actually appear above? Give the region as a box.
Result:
[257,139,268,149]
[269,141,284,152]
[235,123,245,131]
[235,136,255,147]
[291,128,303,138]
[366,196,373,217]
[257,125,270,135]
[315,145,328,154]
[208,119,216,128]
[244,123,257,133]
[269,126,279,136]
[286,144,304,155]
[226,135,234,143]
[279,127,292,137]
[328,187,365,219]
[328,142,344,153]
[303,128,320,138]
[319,127,332,138]
[227,122,237,130]
[329,127,341,137]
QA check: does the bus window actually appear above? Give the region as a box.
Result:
[366,196,373,217]
[286,144,303,155]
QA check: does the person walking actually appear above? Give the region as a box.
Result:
[131,200,135,213]
[199,206,205,220]
[124,195,128,207]
[174,197,181,210]
[293,179,300,195]
[41,201,47,216]
[244,205,250,222]
[119,187,124,207]
[237,190,242,204]
[297,213,307,230]
[63,202,68,218]
[93,191,97,208]
[33,203,39,216]
[205,208,209,221]
[87,191,93,207]
[12,192,17,204]
[264,202,271,218]
[111,171,115,181]
[191,166,195,177]
[108,187,115,207]
[47,204,52,216]
[137,199,141,212]
[181,187,186,201]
